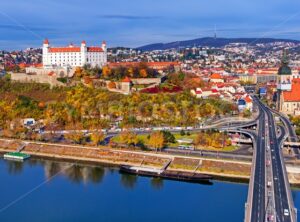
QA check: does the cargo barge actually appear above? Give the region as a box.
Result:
[120,165,212,183]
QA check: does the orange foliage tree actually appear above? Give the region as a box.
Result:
[107,81,117,89]
[139,69,148,78]
[102,66,112,78]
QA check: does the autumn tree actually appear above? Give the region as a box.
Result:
[119,131,139,147]
[74,67,84,78]
[90,131,105,146]
[107,81,117,89]
[64,131,85,144]
[126,67,134,77]
[148,131,165,152]
[102,66,112,78]
[139,69,148,78]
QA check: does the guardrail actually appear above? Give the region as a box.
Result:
[244,131,257,222]
[279,134,297,222]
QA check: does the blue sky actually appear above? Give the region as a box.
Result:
[1,0,300,50]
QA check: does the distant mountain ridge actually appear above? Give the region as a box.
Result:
[137,37,300,51]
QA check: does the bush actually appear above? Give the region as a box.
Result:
[180,130,186,136]
[161,130,176,143]
[57,77,68,84]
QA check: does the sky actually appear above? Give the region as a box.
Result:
[1,0,300,50]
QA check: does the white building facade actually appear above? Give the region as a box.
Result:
[42,39,107,68]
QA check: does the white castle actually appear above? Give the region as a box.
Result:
[42,39,107,68]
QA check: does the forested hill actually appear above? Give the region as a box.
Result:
[137,37,300,51]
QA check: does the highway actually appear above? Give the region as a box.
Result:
[250,98,266,222]
[246,97,296,222]
[265,104,295,222]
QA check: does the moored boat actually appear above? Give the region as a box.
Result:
[3,152,31,161]
[120,165,212,183]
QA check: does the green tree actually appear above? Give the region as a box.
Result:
[161,130,176,143]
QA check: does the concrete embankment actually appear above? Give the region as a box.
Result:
[0,138,299,184]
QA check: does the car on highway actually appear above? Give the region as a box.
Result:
[267,181,272,187]
[284,209,289,216]
[267,214,274,221]
[178,145,195,151]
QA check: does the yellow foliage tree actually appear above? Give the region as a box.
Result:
[127,67,134,77]
[75,67,83,78]
[119,131,139,147]
[148,131,164,151]
[64,131,85,144]
[90,131,105,146]
[102,66,112,78]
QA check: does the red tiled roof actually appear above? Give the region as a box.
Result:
[49,47,80,53]
[122,76,132,83]
[244,96,252,103]
[248,69,256,74]
[283,78,300,102]
[108,62,180,70]
[210,73,222,79]
[48,71,55,76]
[87,47,103,52]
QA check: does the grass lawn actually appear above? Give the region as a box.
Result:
[195,145,237,152]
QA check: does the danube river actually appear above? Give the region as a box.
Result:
[0,158,299,222]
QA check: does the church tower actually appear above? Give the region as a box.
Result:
[277,49,292,111]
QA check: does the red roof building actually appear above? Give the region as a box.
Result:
[283,78,300,102]
[122,76,132,83]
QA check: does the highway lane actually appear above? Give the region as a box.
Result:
[271,110,300,157]
[277,125,286,144]
[250,99,266,222]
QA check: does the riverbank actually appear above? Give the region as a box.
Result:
[0,138,300,185]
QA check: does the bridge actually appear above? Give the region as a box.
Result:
[271,109,300,157]
[245,97,297,222]
[284,142,300,147]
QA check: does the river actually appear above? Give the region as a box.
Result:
[0,157,299,222]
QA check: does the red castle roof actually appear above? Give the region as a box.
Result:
[87,47,104,52]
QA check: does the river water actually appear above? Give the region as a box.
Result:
[0,158,299,222]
